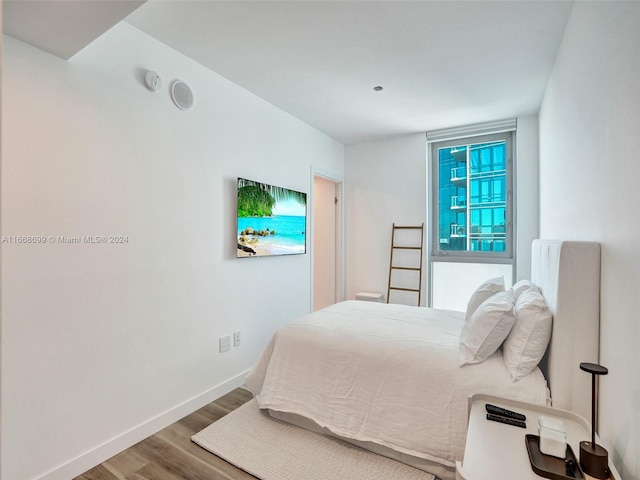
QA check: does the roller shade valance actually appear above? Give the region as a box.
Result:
[426,118,517,143]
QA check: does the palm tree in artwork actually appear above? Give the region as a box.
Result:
[237,178,306,217]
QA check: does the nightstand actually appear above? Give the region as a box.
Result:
[455,394,621,480]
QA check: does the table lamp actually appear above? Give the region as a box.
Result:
[579,362,609,479]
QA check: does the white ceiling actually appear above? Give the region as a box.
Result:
[3,0,575,145]
[2,0,145,59]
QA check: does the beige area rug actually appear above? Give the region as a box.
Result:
[192,399,436,480]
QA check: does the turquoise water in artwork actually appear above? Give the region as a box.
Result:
[238,215,306,254]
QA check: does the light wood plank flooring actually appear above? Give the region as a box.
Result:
[74,388,257,480]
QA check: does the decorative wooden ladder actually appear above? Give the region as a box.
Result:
[387,223,424,306]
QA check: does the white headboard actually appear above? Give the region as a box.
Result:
[531,240,601,421]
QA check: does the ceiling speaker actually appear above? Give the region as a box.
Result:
[170,80,194,110]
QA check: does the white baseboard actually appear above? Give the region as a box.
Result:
[35,369,251,480]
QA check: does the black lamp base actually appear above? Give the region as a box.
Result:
[580,441,609,479]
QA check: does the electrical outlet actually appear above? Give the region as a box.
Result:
[219,335,231,353]
[234,331,241,347]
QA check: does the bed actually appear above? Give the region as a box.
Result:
[245,240,601,480]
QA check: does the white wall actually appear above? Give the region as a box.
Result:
[539,2,640,478]
[514,115,539,281]
[0,4,4,477]
[345,118,539,307]
[0,23,343,480]
[345,133,427,303]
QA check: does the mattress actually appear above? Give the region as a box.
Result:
[245,300,550,476]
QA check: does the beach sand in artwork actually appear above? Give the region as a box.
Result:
[237,237,304,257]
[237,243,272,257]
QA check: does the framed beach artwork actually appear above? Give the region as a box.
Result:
[236,177,307,258]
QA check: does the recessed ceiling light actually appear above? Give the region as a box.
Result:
[373,86,384,92]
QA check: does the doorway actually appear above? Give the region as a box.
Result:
[312,173,343,311]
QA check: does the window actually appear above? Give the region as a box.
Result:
[430,129,514,259]
[427,121,516,309]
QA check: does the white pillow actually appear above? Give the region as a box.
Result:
[459,290,515,366]
[465,276,505,321]
[509,279,541,301]
[503,289,552,381]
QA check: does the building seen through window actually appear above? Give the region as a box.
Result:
[437,140,508,253]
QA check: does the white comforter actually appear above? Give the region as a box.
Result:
[245,300,550,468]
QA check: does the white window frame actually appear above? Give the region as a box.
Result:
[427,120,517,306]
